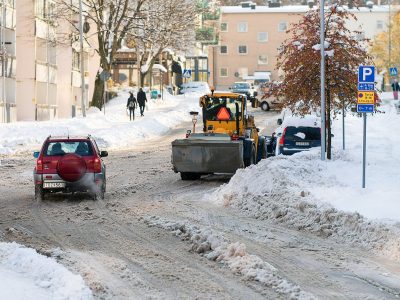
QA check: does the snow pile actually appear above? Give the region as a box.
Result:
[144,215,315,300]
[211,101,400,262]
[0,90,199,154]
[0,242,92,300]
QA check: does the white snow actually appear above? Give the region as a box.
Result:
[152,64,167,73]
[144,216,315,299]
[210,93,400,262]
[0,90,199,155]
[0,242,92,300]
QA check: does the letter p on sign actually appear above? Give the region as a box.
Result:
[358,66,375,83]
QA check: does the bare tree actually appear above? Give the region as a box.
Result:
[55,0,148,109]
[132,0,198,85]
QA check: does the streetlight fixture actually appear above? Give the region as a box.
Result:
[320,0,326,160]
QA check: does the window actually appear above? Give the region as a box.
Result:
[220,67,228,77]
[72,50,80,70]
[35,0,55,20]
[238,45,247,54]
[258,32,268,42]
[258,55,268,65]
[237,22,248,32]
[220,45,228,54]
[221,22,228,32]
[278,22,287,32]
[356,32,365,41]
[377,20,384,30]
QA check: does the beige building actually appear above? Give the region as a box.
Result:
[210,3,390,90]
[0,0,98,123]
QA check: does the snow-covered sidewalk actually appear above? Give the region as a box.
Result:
[0,242,92,300]
[0,90,199,155]
[210,93,400,261]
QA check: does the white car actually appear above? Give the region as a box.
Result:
[179,81,211,95]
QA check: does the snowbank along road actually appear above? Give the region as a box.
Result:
[1,108,400,300]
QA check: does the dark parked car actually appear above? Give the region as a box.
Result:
[33,135,108,201]
[272,116,321,155]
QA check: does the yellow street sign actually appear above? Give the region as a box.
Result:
[357,91,374,104]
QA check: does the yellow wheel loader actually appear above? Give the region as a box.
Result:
[171,92,268,180]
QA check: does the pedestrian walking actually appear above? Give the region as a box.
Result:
[392,79,400,100]
[137,87,147,116]
[126,92,137,121]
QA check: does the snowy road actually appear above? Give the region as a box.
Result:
[1,109,399,299]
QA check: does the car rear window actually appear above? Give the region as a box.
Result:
[44,141,94,156]
[285,126,321,141]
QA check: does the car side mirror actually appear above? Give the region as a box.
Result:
[256,128,260,132]
[100,151,108,157]
[228,87,232,89]
[277,119,283,125]
[331,133,334,138]
[33,151,40,158]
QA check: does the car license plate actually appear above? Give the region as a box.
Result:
[43,182,66,189]
[296,142,310,146]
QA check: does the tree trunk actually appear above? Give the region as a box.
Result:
[326,88,332,160]
[140,72,146,87]
[92,76,105,109]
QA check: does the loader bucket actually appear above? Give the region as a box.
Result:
[171,135,244,174]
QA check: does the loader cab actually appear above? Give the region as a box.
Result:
[200,93,246,134]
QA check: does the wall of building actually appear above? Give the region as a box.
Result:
[211,5,389,90]
[15,0,36,121]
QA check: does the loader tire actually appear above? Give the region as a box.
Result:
[244,145,256,167]
[180,172,201,180]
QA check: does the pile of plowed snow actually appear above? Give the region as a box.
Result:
[0,242,92,300]
[211,100,400,262]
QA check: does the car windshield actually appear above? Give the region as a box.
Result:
[232,83,250,89]
[285,127,321,141]
[254,79,269,86]
[205,96,242,121]
[44,141,94,156]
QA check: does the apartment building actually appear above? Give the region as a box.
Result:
[0,0,16,123]
[210,3,390,90]
[0,0,96,122]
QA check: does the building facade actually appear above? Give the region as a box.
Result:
[0,0,96,122]
[210,3,390,90]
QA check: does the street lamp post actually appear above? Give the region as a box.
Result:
[320,0,326,160]
[78,0,86,117]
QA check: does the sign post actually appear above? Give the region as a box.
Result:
[357,66,375,188]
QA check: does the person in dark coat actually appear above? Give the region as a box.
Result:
[392,79,400,100]
[137,88,147,116]
[126,92,137,121]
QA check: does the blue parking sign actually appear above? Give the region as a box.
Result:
[358,66,375,83]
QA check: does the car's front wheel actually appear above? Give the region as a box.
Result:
[34,185,45,201]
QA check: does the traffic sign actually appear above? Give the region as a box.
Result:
[358,83,374,91]
[357,104,374,113]
[357,91,375,104]
[390,67,398,76]
[358,66,375,83]
[99,71,111,81]
[182,69,192,78]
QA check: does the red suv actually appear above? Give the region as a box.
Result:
[33,135,107,201]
